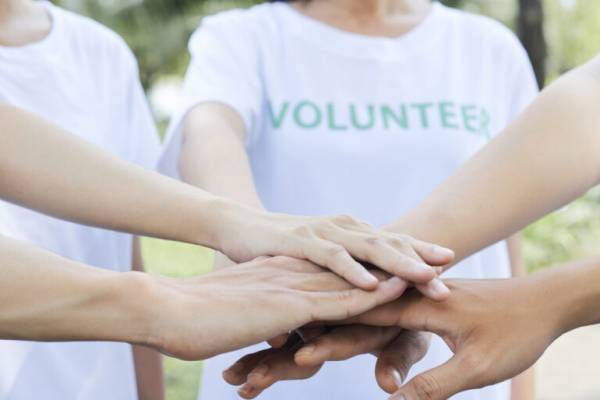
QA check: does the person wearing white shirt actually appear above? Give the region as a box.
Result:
[0,1,163,399]
[159,0,539,399]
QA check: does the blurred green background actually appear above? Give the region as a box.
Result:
[52,0,600,398]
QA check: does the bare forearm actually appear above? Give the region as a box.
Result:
[511,368,535,400]
[0,103,244,250]
[181,103,263,208]
[0,235,150,343]
[388,56,600,262]
[131,238,166,400]
[181,104,265,268]
[555,258,600,331]
[133,345,165,400]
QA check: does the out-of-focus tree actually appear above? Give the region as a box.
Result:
[518,0,547,87]
[57,0,259,89]
[545,0,600,77]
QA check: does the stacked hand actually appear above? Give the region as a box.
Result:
[219,210,454,297]
[141,256,410,361]
[225,268,572,399]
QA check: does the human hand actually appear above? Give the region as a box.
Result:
[349,276,565,400]
[217,208,454,297]
[224,326,430,399]
[142,256,408,361]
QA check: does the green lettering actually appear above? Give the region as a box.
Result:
[381,105,409,130]
[461,105,478,133]
[327,103,348,131]
[350,104,375,130]
[439,101,459,129]
[268,101,290,129]
[293,101,322,129]
[411,103,433,129]
[479,108,491,139]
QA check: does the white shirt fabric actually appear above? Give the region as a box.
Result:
[0,3,161,400]
[160,3,538,399]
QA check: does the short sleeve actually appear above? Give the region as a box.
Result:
[158,12,262,179]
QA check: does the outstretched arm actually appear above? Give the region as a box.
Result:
[175,102,452,296]
[0,233,408,359]
[0,103,452,289]
[388,55,600,261]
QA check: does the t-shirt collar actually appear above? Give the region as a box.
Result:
[276,2,450,60]
[0,1,62,57]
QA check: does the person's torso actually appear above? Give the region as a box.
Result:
[199,3,533,399]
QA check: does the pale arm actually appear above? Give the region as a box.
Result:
[0,234,409,359]
[179,103,451,295]
[387,55,600,262]
[0,103,450,289]
[131,237,165,400]
[180,103,264,269]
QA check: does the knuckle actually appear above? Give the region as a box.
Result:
[365,235,386,246]
[388,236,410,249]
[326,244,347,257]
[412,373,442,400]
[332,214,358,226]
[291,225,315,238]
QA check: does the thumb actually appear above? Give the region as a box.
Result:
[375,331,431,393]
[388,356,467,400]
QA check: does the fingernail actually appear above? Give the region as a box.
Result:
[225,361,244,374]
[364,271,380,285]
[386,276,406,287]
[432,278,450,296]
[433,245,454,257]
[388,367,403,389]
[249,364,269,379]
[238,384,254,397]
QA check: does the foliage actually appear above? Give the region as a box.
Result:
[57,0,260,88]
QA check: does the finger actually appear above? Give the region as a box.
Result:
[303,239,380,290]
[293,268,392,293]
[267,333,290,349]
[350,293,447,335]
[295,325,401,367]
[408,238,455,267]
[308,277,408,322]
[239,350,322,399]
[415,278,451,301]
[340,233,439,284]
[388,356,466,400]
[223,349,275,386]
[375,331,431,393]
[259,256,325,274]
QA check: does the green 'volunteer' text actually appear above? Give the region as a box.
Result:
[268,100,491,138]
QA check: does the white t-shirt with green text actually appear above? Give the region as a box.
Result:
[160,3,538,399]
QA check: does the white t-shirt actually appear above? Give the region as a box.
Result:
[160,3,538,400]
[0,3,161,400]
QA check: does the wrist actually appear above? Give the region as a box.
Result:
[543,258,600,335]
[83,271,158,346]
[208,197,267,259]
